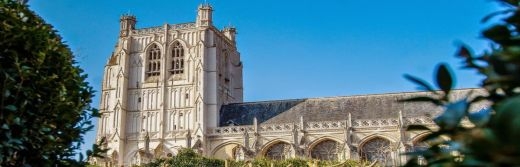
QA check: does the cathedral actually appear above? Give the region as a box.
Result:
[93,4,484,166]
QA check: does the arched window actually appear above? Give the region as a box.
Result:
[265,142,292,160]
[311,140,340,160]
[170,42,184,74]
[146,44,161,77]
[360,137,392,166]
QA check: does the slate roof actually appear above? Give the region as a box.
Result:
[219,89,484,126]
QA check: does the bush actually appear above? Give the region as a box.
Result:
[142,148,224,167]
[403,0,520,166]
[316,159,369,167]
[142,153,367,167]
[0,0,99,166]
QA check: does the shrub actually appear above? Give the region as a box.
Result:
[0,0,99,166]
[403,0,520,166]
[142,148,224,167]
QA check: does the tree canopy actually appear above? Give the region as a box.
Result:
[0,0,99,166]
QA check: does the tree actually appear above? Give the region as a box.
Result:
[0,0,101,166]
[403,0,520,166]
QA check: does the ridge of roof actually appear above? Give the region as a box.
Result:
[227,88,481,105]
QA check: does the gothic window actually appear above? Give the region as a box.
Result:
[310,140,340,161]
[265,142,292,160]
[179,113,184,129]
[170,42,184,74]
[146,44,161,77]
[360,137,392,166]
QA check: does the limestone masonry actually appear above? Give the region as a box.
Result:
[92,4,485,166]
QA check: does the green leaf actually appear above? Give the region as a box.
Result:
[468,108,491,127]
[470,95,487,103]
[420,131,443,142]
[434,99,467,129]
[482,25,511,45]
[403,157,419,167]
[404,74,437,93]
[1,124,9,130]
[500,0,520,7]
[4,105,17,111]
[495,95,520,141]
[435,63,454,95]
[3,89,10,98]
[400,96,442,106]
[455,45,472,58]
[481,9,515,23]
[13,117,21,125]
[407,124,432,131]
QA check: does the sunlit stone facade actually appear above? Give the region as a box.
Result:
[93,4,486,167]
[94,4,243,166]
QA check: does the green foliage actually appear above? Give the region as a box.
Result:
[403,0,520,166]
[142,148,224,167]
[0,0,101,166]
[246,157,308,167]
[228,158,367,167]
[142,154,366,167]
[315,159,369,167]
[176,147,199,158]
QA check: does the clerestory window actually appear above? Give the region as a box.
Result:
[170,42,184,75]
[146,44,161,77]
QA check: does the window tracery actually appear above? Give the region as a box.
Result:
[146,44,161,77]
[265,142,292,160]
[360,137,392,165]
[310,140,340,160]
[170,42,184,75]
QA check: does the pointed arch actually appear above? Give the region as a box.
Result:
[308,137,342,160]
[359,136,392,166]
[260,140,293,160]
[358,134,397,146]
[145,43,162,78]
[169,40,186,75]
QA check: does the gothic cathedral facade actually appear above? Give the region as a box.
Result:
[95,4,243,166]
[94,4,485,167]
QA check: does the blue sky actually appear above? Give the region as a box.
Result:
[28,0,500,158]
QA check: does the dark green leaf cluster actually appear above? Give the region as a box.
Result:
[0,0,101,166]
[403,0,520,166]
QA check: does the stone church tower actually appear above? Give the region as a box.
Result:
[94,4,488,167]
[95,4,243,166]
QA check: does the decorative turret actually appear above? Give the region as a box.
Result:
[196,3,213,27]
[120,14,136,37]
[223,26,237,42]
